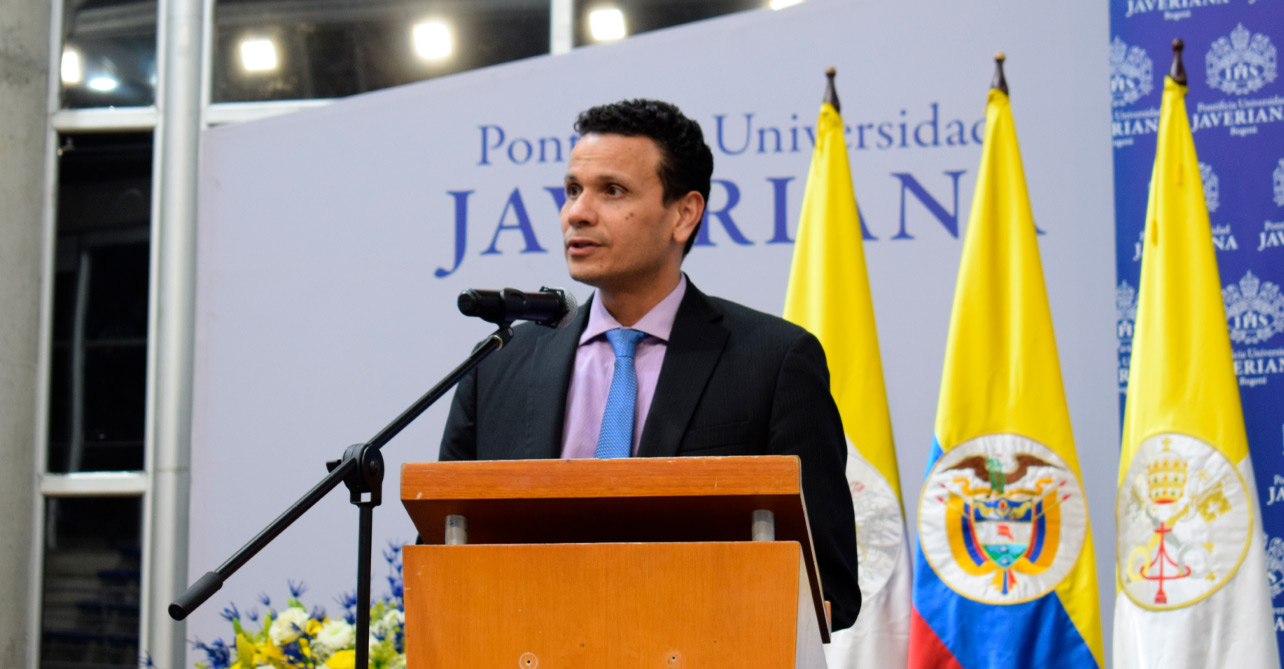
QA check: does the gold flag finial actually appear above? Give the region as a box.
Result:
[824,67,840,114]
[992,51,1009,95]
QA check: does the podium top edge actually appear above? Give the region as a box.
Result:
[400,455,803,501]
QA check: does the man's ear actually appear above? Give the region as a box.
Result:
[671,191,705,246]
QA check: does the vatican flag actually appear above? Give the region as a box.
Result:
[1112,76,1280,669]
[908,83,1104,669]
[783,98,910,668]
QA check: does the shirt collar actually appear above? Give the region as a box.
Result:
[580,274,687,345]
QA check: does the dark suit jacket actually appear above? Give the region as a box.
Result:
[440,281,862,629]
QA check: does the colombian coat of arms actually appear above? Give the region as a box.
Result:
[919,434,1087,604]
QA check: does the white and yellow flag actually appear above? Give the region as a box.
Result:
[784,96,910,668]
[1113,75,1280,668]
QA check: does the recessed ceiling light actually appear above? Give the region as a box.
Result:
[61,49,82,85]
[87,76,118,92]
[769,0,805,9]
[589,8,626,42]
[413,20,454,61]
[240,38,278,73]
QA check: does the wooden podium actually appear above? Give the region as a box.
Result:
[400,456,830,668]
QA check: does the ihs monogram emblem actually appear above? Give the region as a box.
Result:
[1111,36,1155,107]
[1223,270,1284,345]
[1200,162,1220,213]
[1205,23,1278,96]
[919,435,1087,604]
[1117,280,1137,342]
[1266,536,1284,599]
[1273,158,1284,208]
[1117,434,1252,610]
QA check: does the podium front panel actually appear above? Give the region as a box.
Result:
[403,541,826,668]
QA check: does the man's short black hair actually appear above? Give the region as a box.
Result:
[574,99,713,255]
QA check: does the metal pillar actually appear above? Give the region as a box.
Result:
[143,0,204,665]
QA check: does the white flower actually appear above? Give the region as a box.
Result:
[370,608,403,640]
[268,607,310,645]
[313,618,356,660]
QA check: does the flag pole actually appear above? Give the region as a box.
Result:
[1168,38,1186,84]
[991,51,1008,94]
[824,66,840,112]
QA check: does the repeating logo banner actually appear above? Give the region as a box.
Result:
[1111,0,1284,648]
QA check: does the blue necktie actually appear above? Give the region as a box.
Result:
[595,328,649,458]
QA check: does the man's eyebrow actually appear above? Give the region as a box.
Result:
[564,171,634,185]
[577,171,632,184]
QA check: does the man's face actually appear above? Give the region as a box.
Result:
[560,133,696,294]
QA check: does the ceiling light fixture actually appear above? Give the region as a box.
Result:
[61,49,82,85]
[413,20,454,62]
[240,38,278,73]
[769,0,805,8]
[589,8,626,42]
[87,76,118,92]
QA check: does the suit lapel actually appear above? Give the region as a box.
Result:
[637,283,728,458]
[522,298,590,459]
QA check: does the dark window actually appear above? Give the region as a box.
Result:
[573,0,764,47]
[212,0,551,102]
[40,496,143,669]
[47,133,152,474]
[60,0,159,108]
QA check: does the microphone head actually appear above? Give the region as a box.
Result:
[540,286,579,329]
[457,288,499,319]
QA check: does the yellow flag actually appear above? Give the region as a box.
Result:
[783,102,900,501]
[910,88,1102,669]
[1112,77,1278,668]
[783,100,909,668]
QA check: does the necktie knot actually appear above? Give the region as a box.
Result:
[605,328,648,359]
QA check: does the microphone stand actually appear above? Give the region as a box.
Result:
[169,323,515,669]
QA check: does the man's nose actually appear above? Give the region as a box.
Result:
[564,193,596,226]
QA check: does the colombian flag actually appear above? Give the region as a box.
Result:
[908,81,1103,668]
[1112,75,1279,669]
[784,95,911,668]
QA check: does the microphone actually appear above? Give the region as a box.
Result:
[457,286,579,328]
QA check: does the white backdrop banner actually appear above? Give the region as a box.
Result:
[187,0,1115,660]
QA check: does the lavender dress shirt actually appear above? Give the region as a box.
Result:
[559,275,688,458]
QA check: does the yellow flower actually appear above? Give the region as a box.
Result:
[323,649,356,669]
[233,633,284,668]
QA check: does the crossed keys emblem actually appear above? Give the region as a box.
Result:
[1124,467,1233,605]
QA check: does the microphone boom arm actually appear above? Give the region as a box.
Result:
[170,324,515,669]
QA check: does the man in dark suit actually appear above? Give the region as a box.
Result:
[440,99,861,630]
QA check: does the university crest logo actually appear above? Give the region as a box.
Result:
[1117,280,1137,342]
[1111,36,1155,107]
[919,434,1087,604]
[844,440,904,597]
[1205,23,1278,96]
[1223,270,1284,345]
[1117,434,1252,610]
[1266,536,1284,599]
[1273,158,1284,207]
[1200,162,1220,213]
